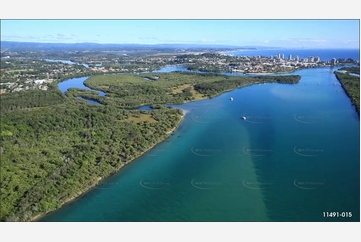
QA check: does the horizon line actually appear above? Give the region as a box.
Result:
[1,40,360,50]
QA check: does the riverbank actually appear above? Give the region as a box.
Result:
[166,109,186,134]
[30,109,186,222]
[334,71,360,115]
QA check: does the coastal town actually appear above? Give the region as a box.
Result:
[1,47,359,94]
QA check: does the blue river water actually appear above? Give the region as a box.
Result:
[39,51,360,222]
[44,59,90,68]
[58,76,106,98]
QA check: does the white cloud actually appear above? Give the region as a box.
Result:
[56,33,78,40]
[298,38,327,43]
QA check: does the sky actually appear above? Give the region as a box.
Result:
[1,19,359,49]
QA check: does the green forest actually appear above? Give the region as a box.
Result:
[83,72,301,108]
[0,72,301,221]
[339,66,360,75]
[334,67,360,114]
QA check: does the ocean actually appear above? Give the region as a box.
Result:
[224,48,360,62]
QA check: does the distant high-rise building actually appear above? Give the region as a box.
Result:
[289,55,292,60]
[295,55,300,61]
[308,56,314,63]
[278,54,281,59]
[281,54,285,59]
[331,58,337,65]
[315,56,321,62]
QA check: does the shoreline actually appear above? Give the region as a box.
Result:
[30,110,186,222]
[334,72,360,116]
[166,109,186,134]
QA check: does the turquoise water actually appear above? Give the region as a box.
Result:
[40,66,360,222]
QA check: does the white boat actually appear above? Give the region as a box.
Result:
[230,97,233,101]
[242,116,247,120]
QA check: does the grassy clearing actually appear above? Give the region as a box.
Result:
[171,84,193,94]
[171,84,206,100]
[97,85,109,89]
[125,113,157,123]
[190,88,207,100]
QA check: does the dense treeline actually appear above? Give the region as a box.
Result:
[84,72,301,107]
[194,75,301,97]
[0,101,182,221]
[0,89,66,112]
[334,71,360,114]
[339,67,360,75]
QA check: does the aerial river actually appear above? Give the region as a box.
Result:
[39,64,360,222]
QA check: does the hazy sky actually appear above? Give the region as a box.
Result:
[1,20,359,48]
